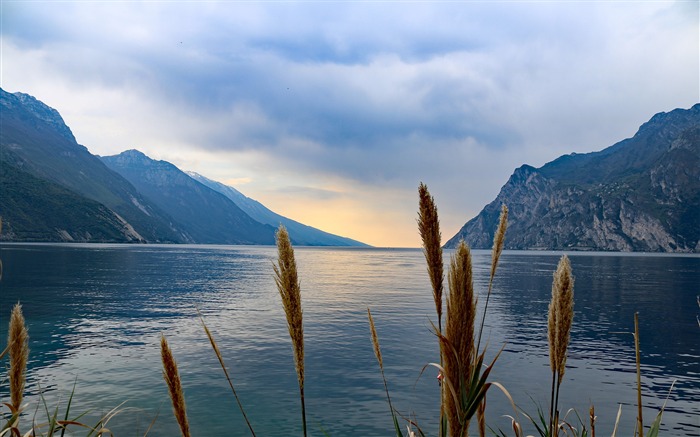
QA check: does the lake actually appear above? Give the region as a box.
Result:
[0,244,698,436]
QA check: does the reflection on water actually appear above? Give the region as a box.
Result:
[0,244,698,436]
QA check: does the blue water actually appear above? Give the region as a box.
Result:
[0,244,698,436]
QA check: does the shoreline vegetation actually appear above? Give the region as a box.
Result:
[0,185,676,436]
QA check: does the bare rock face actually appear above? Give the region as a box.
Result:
[446,104,700,252]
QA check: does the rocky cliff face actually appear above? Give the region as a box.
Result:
[11,92,77,143]
[446,104,700,252]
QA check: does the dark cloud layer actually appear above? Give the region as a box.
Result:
[3,1,698,245]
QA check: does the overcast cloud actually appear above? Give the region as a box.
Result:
[2,1,698,246]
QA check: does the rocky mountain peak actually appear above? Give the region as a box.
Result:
[4,89,77,142]
[105,149,179,172]
[446,104,700,252]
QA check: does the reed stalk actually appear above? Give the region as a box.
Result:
[368,308,403,436]
[198,311,256,436]
[475,205,508,354]
[547,255,574,437]
[274,225,307,437]
[8,303,29,412]
[418,182,445,435]
[160,334,191,437]
[444,240,477,437]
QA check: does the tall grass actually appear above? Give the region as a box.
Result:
[8,303,29,415]
[547,255,574,437]
[442,241,477,437]
[273,224,307,437]
[417,184,509,437]
[368,308,403,436]
[418,182,444,335]
[160,334,190,437]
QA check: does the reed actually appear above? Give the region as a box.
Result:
[418,182,444,334]
[273,225,307,437]
[476,204,508,354]
[8,303,29,413]
[367,308,403,436]
[547,255,574,437]
[443,240,477,437]
[198,310,256,436]
[160,334,191,437]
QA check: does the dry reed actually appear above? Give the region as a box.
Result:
[368,307,401,434]
[160,334,191,437]
[476,204,508,354]
[547,255,574,436]
[368,308,384,371]
[8,303,29,412]
[489,205,508,283]
[443,240,477,437]
[198,311,256,436]
[274,225,307,437]
[418,182,444,333]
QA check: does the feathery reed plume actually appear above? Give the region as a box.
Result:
[198,310,256,436]
[8,303,29,412]
[418,182,444,334]
[489,205,508,283]
[368,308,384,371]
[476,204,508,354]
[368,308,403,436]
[274,225,307,437]
[547,255,574,437]
[443,240,477,436]
[160,335,190,437]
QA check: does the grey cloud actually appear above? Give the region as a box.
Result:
[4,1,697,224]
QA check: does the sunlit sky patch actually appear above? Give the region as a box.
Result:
[2,1,697,247]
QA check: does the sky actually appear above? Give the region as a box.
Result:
[1,1,698,247]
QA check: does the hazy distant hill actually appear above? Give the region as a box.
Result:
[0,88,186,242]
[101,150,277,245]
[446,104,700,252]
[188,172,368,247]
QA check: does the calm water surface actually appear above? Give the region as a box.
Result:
[0,244,698,436]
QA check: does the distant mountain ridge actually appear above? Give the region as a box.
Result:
[187,172,368,247]
[446,104,700,252]
[0,87,367,246]
[101,150,276,245]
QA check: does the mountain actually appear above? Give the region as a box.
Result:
[101,150,276,245]
[0,88,187,242]
[187,172,368,247]
[0,162,143,242]
[446,104,700,252]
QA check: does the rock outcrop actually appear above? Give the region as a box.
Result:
[446,104,700,252]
